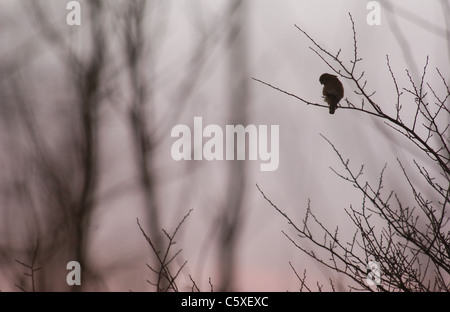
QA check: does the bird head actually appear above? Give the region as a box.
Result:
[319,73,338,85]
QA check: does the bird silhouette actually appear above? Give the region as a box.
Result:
[319,73,344,114]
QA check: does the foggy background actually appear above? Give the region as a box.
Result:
[0,0,449,291]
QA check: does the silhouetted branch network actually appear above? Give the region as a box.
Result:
[256,13,450,291]
[137,209,193,292]
[14,240,41,292]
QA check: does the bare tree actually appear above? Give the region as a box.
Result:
[136,210,193,292]
[255,13,450,291]
[119,0,165,280]
[217,0,250,292]
[14,240,41,292]
[0,0,109,291]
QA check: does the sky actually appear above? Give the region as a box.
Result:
[0,0,449,292]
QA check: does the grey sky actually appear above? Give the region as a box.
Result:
[0,0,448,291]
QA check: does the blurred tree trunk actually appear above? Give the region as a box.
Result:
[70,0,105,291]
[219,0,250,291]
[121,0,166,290]
[7,0,107,291]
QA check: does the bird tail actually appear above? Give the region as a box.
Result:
[329,103,336,114]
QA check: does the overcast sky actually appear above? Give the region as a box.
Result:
[0,0,449,291]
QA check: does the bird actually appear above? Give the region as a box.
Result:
[319,73,344,114]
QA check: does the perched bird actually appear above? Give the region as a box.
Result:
[319,73,344,114]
